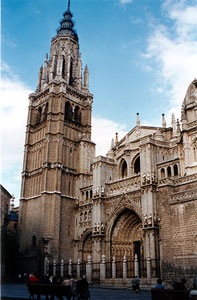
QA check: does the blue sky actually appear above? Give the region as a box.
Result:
[1,0,197,206]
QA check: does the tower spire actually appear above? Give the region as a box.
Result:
[67,0,70,11]
[57,0,78,40]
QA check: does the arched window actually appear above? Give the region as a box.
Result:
[32,235,36,247]
[43,102,48,121]
[121,160,127,178]
[65,101,72,121]
[173,164,178,176]
[62,56,65,79]
[90,190,92,198]
[37,107,42,123]
[167,166,171,177]
[74,106,81,123]
[134,156,140,174]
[84,211,87,221]
[161,168,165,179]
[69,58,73,85]
[86,191,89,200]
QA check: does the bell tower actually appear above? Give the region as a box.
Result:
[19,0,95,272]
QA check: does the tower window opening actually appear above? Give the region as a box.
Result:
[69,58,73,85]
[74,106,81,123]
[173,164,178,176]
[65,101,72,121]
[161,168,165,179]
[37,107,42,123]
[134,156,140,174]
[167,166,172,177]
[43,102,48,121]
[62,56,65,79]
[90,190,92,198]
[121,160,127,178]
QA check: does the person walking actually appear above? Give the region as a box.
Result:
[131,276,141,293]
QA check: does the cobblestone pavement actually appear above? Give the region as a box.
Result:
[1,283,151,300]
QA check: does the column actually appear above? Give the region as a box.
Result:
[123,255,127,279]
[86,255,92,283]
[112,256,116,279]
[100,255,106,280]
[134,254,139,277]
[77,258,81,280]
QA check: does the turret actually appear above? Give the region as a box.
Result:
[136,113,140,127]
[162,113,166,128]
[83,65,89,91]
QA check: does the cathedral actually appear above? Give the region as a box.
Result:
[18,1,197,285]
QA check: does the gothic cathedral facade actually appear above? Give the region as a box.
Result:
[19,2,197,281]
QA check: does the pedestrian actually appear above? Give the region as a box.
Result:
[155,278,165,289]
[77,275,90,300]
[131,276,141,293]
[28,273,40,283]
[62,274,74,300]
[173,278,187,290]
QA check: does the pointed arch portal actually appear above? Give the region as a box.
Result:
[82,234,92,263]
[110,209,143,262]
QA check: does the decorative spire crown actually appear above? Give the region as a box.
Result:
[57,0,78,40]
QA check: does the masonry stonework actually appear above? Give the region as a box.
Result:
[18,2,197,284]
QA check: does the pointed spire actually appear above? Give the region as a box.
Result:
[115,132,118,145]
[177,119,181,135]
[136,113,140,127]
[171,113,176,136]
[57,0,78,40]
[111,138,114,149]
[67,0,71,11]
[84,65,89,90]
[162,113,166,128]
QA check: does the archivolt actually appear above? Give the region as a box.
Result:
[105,196,142,240]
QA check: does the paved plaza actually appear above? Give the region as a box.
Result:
[1,283,151,300]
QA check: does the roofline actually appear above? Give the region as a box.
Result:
[0,184,12,198]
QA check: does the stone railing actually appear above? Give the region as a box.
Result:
[170,188,197,202]
[105,175,141,197]
[158,173,197,187]
[173,173,197,185]
[44,254,158,282]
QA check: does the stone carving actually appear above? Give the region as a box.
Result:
[42,236,51,254]
[144,213,160,227]
[93,222,105,235]
[93,186,105,197]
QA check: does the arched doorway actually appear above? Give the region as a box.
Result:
[110,209,143,277]
[82,234,92,263]
[110,209,143,262]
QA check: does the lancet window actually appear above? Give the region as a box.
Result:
[161,168,165,179]
[121,159,127,178]
[65,101,72,121]
[167,166,172,177]
[69,58,73,85]
[134,156,140,174]
[173,164,178,176]
[37,107,42,123]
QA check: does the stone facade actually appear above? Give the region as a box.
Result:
[18,3,197,282]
